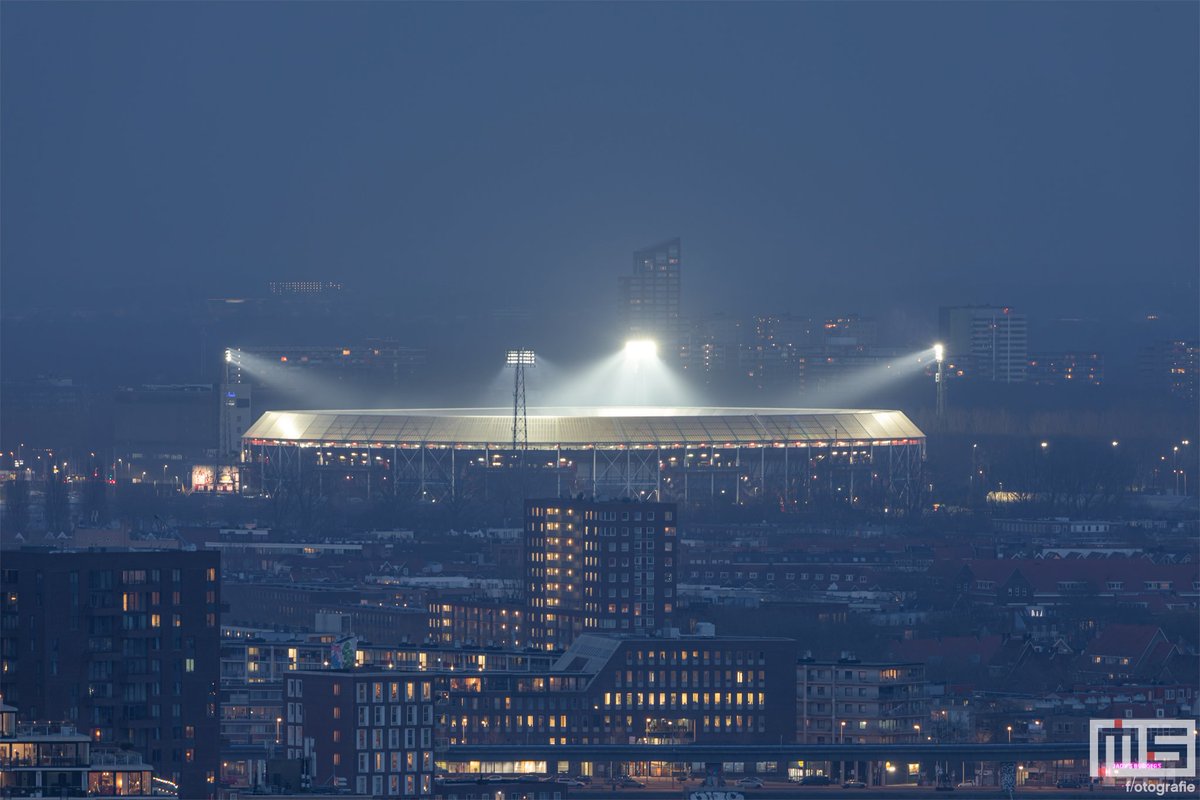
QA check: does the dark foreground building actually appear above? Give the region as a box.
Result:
[444,633,799,750]
[1,548,221,799]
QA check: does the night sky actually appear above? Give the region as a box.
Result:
[2,2,1197,324]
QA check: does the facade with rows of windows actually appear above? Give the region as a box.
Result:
[797,658,929,744]
[443,633,798,754]
[284,671,438,797]
[525,500,676,650]
[1,549,220,799]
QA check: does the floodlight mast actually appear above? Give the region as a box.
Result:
[505,349,536,456]
[934,343,946,419]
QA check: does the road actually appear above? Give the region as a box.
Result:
[567,778,1120,799]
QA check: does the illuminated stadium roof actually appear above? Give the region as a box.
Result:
[243,407,924,448]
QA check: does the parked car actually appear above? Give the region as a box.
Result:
[799,775,832,786]
[736,777,765,788]
[1056,777,1082,789]
[573,776,592,785]
[842,780,867,788]
[616,777,646,788]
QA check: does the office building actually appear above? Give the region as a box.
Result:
[1,549,221,799]
[619,239,682,359]
[525,499,677,650]
[444,633,798,751]
[939,306,1029,383]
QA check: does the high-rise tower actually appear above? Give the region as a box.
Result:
[619,238,682,360]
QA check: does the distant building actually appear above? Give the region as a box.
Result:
[443,632,798,748]
[743,315,813,392]
[267,281,344,295]
[680,314,746,382]
[0,377,94,453]
[112,384,218,480]
[525,499,677,650]
[1139,340,1198,400]
[939,306,1028,383]
[618,239,682,359]
[821,315,878,351]
[1027,352,1103,386]
[284,670,438,797]
[428,598,527,648]
[797,657,929,744]
[218,381,253,462]
[1,549,222,799]
[1078,624,1177,683]
[222,342,426,419]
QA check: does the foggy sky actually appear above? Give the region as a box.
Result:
[2,1,1197,323]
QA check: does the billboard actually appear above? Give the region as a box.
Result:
[191,465,241,493]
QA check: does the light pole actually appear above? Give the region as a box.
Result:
[839,721,846,783]
[275,716,282,744]
[934,344,946,419]
[1006,725,1013,744]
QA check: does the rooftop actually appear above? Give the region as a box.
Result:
[244,406,924,448]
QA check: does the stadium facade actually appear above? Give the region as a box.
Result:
[241,407,925,510]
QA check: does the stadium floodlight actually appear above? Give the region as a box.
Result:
[224,348,233,363]
[505,349,536,366]
[933,343,946,419]
[624,339,658,359]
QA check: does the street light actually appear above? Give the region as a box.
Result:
[1006,725,1013,743]
[839,721,847,783]
[275,716,282,744]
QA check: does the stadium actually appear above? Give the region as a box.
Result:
[242,406,926,511]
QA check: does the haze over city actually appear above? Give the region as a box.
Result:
[0,3,1196,800]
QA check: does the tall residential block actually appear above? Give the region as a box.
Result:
[525,499,677,650]
[619,238,682,357]
[939,305,1028,383]
[1,549,221,799]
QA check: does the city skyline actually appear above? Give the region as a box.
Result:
[1,2,1196,798]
